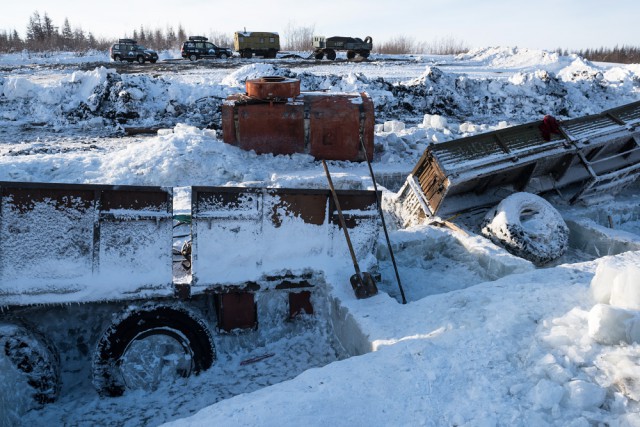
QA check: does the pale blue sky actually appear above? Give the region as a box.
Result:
[1,0,638,50]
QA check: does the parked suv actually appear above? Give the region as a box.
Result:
[110,39,159,64]
[181,36,233,61]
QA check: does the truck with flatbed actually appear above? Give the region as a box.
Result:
[312,36,372,60]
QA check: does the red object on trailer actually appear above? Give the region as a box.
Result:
[222,76,374,162]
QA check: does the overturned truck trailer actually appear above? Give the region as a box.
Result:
[398,101,640,223]
[0,181,379,403]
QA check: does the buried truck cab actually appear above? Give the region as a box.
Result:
[0,181,379,402]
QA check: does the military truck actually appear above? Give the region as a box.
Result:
[234,30,280,58]
[313,36,372,60]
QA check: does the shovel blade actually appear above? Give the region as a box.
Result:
[350,272,378,299]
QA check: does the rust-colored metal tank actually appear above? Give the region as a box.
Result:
[222,76,374,162]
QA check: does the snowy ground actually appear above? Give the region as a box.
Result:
[1,47,640,426]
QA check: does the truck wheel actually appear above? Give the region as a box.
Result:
[137,56,145,64]
[326,49,336,60]
[480,192,569,266]
[114,54,122,62]
[189,54,197,61]
[219,53,228,59]
[92,305,215,397]
[360,50,370,59]
[0,322,60,405]
[314,51,324,60]
[242,49,252,59]
[347,50,356,60]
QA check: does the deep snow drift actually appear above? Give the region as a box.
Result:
[1,47,639,426]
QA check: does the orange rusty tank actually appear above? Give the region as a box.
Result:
[245,76,300,100]
[222,76,374,162]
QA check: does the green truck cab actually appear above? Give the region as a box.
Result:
[234,31,280,58]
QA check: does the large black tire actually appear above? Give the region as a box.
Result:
[0,322,60,405]
[92,305,215,397]
[481,192,569,266]
[346,50,356,60]
[136,55,145,64]
[326,49,336,61]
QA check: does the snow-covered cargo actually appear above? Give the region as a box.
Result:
[0,182,173,305]
[397,101,640,223]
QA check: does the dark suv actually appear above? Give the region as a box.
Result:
[110,39,159,64]
[181,36,233,61]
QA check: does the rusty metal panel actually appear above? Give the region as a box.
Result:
[246,77,300,100]
[361,93,375,161]
[308,94,361,161]
[100,188,170,211]
[267,191,327,226]
[0,182,173,306]
[327,190,378,228]
[0,184,97,297]
[221,96,240,145]
[191,186,379,291]
[289,291,313,318]
[236,103,305,155]
[215,292,257,332]
[221,83,374,162]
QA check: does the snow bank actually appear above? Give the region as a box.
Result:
[589,252,640,345]
[458,46,567,72]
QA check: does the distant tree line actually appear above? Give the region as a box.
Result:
[0,11,196,53]
[374,35,470,55]
[556,45,640,64]
[1,11,639,64]
[0,11,109,52]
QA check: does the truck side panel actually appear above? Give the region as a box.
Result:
[0,182,173,306]
[190,187,379,290]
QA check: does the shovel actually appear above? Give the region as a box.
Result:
[322,160,378,299]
